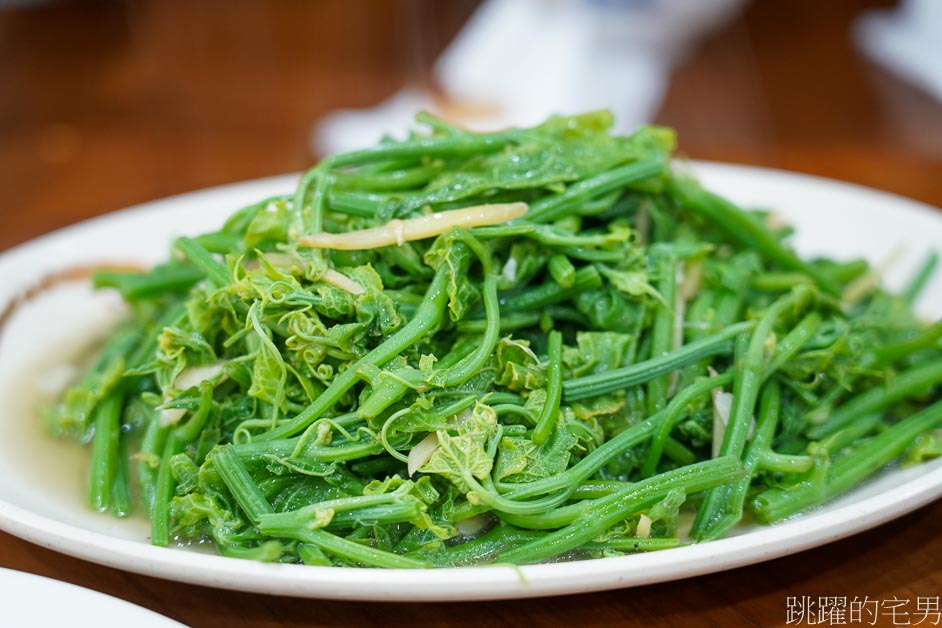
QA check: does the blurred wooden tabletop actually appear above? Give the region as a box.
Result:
[1,1,941,626]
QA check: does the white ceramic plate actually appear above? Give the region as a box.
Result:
[0,163,940,602]
[0,567,183,626]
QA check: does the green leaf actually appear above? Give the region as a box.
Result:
[600,267,667,306]
[904,429,942,466]
[424,239,480,322]
[156,326,217,389]
[419,432,492,493]
[570,394,627,421]
[563,331,634,378]
[575,286,640,332]
[314,284,356,320]
[498,241,549,290]
[419,403,497,494]
[244,199,291,249]
[246,304,287,409]
[494,428,577,483]
[347,265,404,336]
[495,338,545,391]
[403,114,672,211]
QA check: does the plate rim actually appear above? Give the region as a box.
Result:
[0,566,184,626]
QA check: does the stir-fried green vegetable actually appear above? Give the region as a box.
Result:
[49,110,942,567]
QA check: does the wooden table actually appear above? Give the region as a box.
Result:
[2,1,940,625]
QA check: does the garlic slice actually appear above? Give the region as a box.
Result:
[159,407,187,427]
[321,268,366,295]
[300,202,528,250]
[161,362,226,426]
[455,515,490,537]
[711,389,756,458]
[636,514,653,539]
[712,390,734,459]
[175,363,226,391]
[408,432,439,476]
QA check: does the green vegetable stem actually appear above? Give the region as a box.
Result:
[46,109,942,567]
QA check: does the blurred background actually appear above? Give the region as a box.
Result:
[2,0,940,254]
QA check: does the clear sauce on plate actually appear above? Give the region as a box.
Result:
[0,283,150,540]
